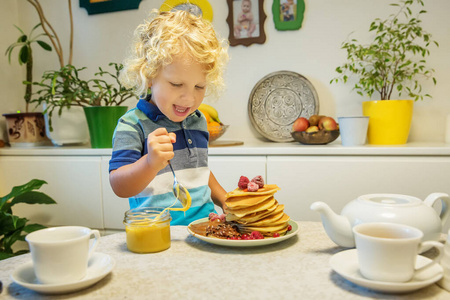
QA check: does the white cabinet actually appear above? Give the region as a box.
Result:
[0,156,104,228]
[267,156,450,232]
[101,157,129,230]
[2,144,450,232]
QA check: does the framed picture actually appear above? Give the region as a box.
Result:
[79,0,142,15]
[272,0,305,31]
[160,0,213,21]
[226,0,266,47]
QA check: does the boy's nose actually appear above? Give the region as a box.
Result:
[181,89,196,104]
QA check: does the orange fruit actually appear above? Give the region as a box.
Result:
[207,121,222,139]
[207,121,221,128]
[199,109,211,123]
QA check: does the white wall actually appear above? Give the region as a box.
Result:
[1,0,449,143]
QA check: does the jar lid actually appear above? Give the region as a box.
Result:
[123,207,172,225]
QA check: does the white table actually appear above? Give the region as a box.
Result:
[0,222,448,299]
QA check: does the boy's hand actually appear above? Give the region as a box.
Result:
[146,128,176,171]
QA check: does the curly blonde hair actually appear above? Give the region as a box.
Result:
[120,9,229,99]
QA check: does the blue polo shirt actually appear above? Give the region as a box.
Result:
[109,99,215,225]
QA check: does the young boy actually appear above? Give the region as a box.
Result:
[109,10,229,225]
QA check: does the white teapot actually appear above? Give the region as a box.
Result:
[311,193,450,248]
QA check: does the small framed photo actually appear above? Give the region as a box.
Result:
[226,0,267,47]
[272,0,305,31]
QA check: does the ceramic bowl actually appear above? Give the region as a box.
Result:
[208,124,229,142]
[291,130,340,145]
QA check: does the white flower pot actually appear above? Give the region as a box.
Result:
[44,104,89,146]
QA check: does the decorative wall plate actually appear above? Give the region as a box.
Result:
[160,0,213,21]
[248,71,319,142]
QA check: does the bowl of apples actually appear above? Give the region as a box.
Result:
[291,115,340,145]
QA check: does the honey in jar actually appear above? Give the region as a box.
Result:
[123,207,172,253]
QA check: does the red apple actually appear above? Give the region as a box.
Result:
[292,117,310,132]
[305,125,319,133]
[318,117,337,131]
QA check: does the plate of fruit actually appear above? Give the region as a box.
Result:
[291,115,340,145]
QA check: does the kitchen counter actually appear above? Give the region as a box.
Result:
[1,141,450,156]
[0,221,448,299]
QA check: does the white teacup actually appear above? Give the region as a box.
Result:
[25,226,100,284]
[353,222,443,283]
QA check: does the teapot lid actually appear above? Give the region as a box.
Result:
[357,194,421,207]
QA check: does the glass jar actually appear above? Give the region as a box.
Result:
[123,207,172,253]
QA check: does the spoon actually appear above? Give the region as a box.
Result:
[168,161,191,211]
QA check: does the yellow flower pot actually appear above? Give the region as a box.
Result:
[362,100,413,145]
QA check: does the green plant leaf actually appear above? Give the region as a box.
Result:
[0,179,55,260]
[0,179,48,210]
[2,229,24,253]
[0,211,21,235]
[0,252,15,260]
[0,211,28,234]
[18,46,29,65]
[37,40,52,51]
[17,34,27,43]
[3,191,56,212]
[23,223,47,233]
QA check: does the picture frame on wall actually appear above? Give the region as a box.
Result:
[79,0,142,15]
[160,0,213,21]
[272,0,305,31]
[226,0,266,47]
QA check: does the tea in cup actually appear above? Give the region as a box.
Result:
[25,226,100,284]
[353,222,443,282]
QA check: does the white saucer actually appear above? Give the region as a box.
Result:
[10,252,115,294]
[330,249,443,293]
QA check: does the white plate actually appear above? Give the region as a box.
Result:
[330,249,443,293]
[248,71,319,142]
[187,219,299,247]
[10,252,115,294]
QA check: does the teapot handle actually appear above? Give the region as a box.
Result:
[424,193,450,226]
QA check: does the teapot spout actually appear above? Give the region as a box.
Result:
[310,201,355,247]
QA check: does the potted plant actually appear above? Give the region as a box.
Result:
[16,0,82,146]
[0,179,56,260]
[331,0,438,145]
[3,24,52,146]
[30,63,138,148]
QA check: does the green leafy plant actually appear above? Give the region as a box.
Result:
[5,23,52,112]
[0,179,56,260]
[331,0,438,101]
[29,63,138,130]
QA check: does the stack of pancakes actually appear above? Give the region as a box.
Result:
[225,184,291,236]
